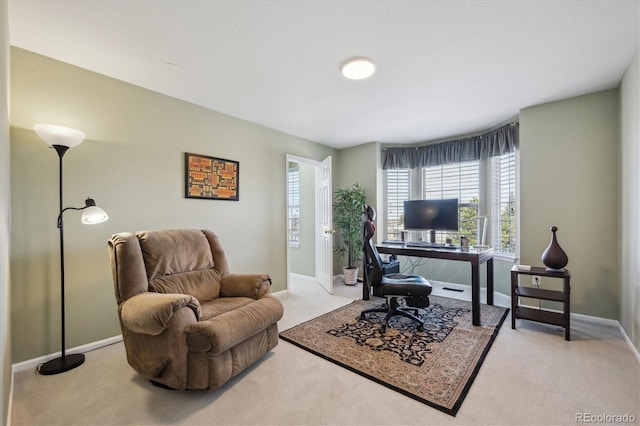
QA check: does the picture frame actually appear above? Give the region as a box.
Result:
[185,152,239,201]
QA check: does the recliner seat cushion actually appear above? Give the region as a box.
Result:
[199,297,256,321]
[186,296,284,355]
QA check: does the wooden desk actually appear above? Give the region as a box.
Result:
[374,244,495,326]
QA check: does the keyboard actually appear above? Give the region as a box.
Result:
[406,241,458,250]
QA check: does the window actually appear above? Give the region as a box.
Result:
[288,164,300,247]
[423,161,480,245]
[491,151,516,254]
[384,153,517,256]
[385,169,411,240]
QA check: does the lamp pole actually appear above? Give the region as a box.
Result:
[34,124,108,375]
[38,144,85,375]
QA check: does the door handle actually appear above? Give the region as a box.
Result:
[324,229,335,234]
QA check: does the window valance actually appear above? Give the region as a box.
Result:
[383,122,518,169]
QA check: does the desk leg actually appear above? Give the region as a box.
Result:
[486,258,494,305]
[564,277,571,341]
[471,263,480,326]
[511,271,517,330]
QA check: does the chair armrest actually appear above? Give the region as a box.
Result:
[220,273,272,299]
[119,292,201,335]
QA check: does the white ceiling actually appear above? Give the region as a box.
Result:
[8,0,640,149]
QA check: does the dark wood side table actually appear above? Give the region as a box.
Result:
[510,265,571,341]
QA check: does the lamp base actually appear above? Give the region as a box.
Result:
[38,353,85,375]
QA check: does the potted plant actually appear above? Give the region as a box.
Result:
[333,183,367,285]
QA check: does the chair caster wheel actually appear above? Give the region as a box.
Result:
[359,314,366,320]
[379,326,386,333]
[417,325,424,332]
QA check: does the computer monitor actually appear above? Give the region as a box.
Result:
[403,198,459,233]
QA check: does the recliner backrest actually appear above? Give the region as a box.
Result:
[108,229,230,304]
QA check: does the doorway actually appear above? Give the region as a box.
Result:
[286,155,333,293]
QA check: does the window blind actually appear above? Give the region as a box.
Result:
[491,152,516,254]
[423,161,480,244]
[288,165,300,246]
[385,169,411,240]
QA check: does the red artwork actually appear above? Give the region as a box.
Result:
[185,153,239,200]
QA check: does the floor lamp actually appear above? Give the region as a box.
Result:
[34,124,109,375]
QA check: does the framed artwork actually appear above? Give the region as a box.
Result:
[185,152,239,201]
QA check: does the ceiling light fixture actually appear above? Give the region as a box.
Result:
[341,57,375,80]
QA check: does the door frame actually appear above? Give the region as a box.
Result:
[285,154,332,292]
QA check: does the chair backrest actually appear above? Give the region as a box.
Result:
[362,208,385,288]
[108,229,229,305]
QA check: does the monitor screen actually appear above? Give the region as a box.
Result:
[403,199,459,231]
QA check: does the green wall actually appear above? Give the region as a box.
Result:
[620,51,639,352]
[1,0,11,422]
[6,44,638,368]
[341,90,624,321]
[520,89,620,319]
[333,142,380,274]
[9,48,335,362]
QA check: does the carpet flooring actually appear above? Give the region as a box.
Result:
[280,295,509,416]
[9,278,640,425]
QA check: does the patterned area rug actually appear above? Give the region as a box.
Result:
[279,295,509,416]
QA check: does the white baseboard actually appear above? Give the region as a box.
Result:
[568,313,639,365]
[7,361,13,426]
[514,302,640,365]
[618,323,640,364]
[428,280,512,308]
[274,273,317,296]
[289,273,316,285]
[11,335,123,373]
[432,281,640,365]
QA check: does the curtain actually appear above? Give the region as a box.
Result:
[383,122,518,169]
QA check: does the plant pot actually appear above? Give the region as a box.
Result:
[343,266,359,286]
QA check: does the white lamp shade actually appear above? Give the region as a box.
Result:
[341,58,376,80]
[34,124,86,148]
[81,206,109,225]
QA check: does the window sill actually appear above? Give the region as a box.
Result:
[493,252,516,263]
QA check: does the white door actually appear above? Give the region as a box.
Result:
[316,156,333,294]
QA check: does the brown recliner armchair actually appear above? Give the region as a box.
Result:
[108,229,284,390]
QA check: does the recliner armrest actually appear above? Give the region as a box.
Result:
[119,292,201,335]
[220,273,272,299]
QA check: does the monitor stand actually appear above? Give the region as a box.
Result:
[430,230,436,244]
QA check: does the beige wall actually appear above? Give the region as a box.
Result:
[620,51,639,352]
[9,48,335,362]
[520,89,620,319]
[1,0,11,422]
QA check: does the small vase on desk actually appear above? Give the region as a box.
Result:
[541,226,568,271]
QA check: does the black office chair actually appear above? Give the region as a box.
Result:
[360,205,432,332]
